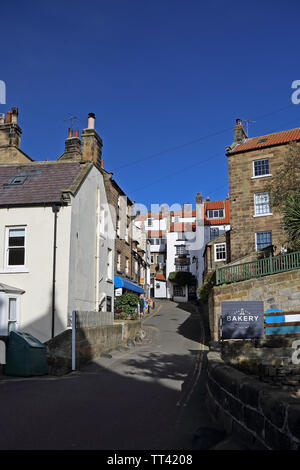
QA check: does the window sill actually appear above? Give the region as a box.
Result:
[253,213,273,218]
[106,279,113,284]
[215,260,226,263]
[0,268,29,274]
[251,174,272,179]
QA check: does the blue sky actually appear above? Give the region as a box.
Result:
[1,0,300,210]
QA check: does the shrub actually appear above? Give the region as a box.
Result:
[114,292,142,316]
[198,271,216,303]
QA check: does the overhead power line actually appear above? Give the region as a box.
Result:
[111,103,294,172]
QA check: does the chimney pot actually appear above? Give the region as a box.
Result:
[101,160,104,169]
[74,130,79,138]
[88,113,95,129]
[68,128,73,138]
[5,111,12,123]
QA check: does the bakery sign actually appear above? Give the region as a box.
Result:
[221,301,264,339]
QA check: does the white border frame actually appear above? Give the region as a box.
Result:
[214,242,226,262]
[4,225,28,273]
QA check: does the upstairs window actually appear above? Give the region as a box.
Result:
[147,217,153,227]
[207,209,224,219]
[254,192,271,215]
[6,227,26,267]
[210,227,219,240]
[253,158,270,177]
[117,252,121,272]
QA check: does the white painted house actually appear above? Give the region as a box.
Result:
[0,110,115,343]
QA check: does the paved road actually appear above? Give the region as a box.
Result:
[0,300,220,450]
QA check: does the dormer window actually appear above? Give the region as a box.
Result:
[207,209,224,219]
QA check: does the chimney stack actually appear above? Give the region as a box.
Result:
[0,107,22,149]
[81,112,103,168]
[234,118,247,143]
[196,192,202,204]
[59,128,82,162]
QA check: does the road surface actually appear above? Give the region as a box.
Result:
[0,300,224,450]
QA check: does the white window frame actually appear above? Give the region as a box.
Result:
[107,248,113,281]
[125,257,129,275]
[214,243,226,262]
[255,231,272,251]
[4,226,28,273]
[252,158,272,179]
[147,217,153,227]
[117,252,121,272]
[207,209,225,219]
[0,293,20,336]
[116,218,120,238]
[253,192,272,217]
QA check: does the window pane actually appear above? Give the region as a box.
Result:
[254,159,269,176]
[9,298,17,321]
[256,231,272,250]
[255,192,270,215]
[8,248,25,265]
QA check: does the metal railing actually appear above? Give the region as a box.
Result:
[216,251,300,285]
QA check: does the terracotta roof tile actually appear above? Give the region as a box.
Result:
[228,127,300,154]
[156,274,166,281]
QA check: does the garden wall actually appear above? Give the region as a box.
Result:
[209,269,300,341]
[46,320,142,375]
[206,350,300,450]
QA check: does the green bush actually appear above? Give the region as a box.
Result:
[198,272,216,303]
[168,271,196,286]
[114,292,142,316]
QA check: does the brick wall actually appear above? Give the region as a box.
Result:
[227,144,299,261]
[209,269,300,341]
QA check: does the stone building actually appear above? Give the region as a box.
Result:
[226,119,300,261]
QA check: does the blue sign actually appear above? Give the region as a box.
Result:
[221,301,264,339]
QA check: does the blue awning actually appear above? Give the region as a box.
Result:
[114,276,144,294]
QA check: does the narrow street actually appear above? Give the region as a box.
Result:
[0,301,219,450]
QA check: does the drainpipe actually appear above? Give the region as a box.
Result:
[51,204,60,338]
[95,188,101,311]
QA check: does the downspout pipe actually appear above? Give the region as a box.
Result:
[52,204,61,338]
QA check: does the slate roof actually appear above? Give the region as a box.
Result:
[227,127,300,155]
[0,162,92,206]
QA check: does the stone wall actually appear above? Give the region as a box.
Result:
[227,143,298,261]
[206,350,300,450]
[46,320,142,375]
[209,269,300,341]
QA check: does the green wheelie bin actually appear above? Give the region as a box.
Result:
[5,331,48,377]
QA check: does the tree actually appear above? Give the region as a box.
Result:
[283,194,300,251]
[266,142,300,211]
[168,271,196,286]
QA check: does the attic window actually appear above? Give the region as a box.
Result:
[257,138,267,144]
[9,176,27,185]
